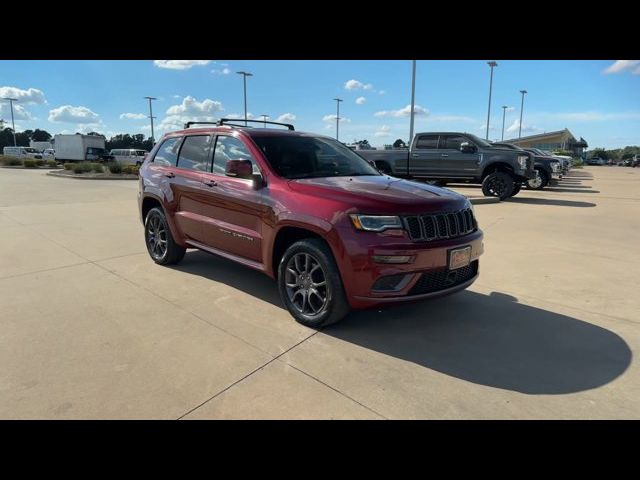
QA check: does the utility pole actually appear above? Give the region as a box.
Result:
[260,114,268,127]
[2,97,18,146]
[408,60,417,177]
[237,71,253,126]
[501,105,509,141]
[333,98,343,141]
[144,97,157,143]
[518,90,528,139]
[485,61,498,140]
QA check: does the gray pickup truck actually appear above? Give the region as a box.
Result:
[358,132,535,200]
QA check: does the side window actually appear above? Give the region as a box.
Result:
[415,135,439,149]
[153,137,182,167]
[212,135,259,175]
[176,135,212,172]
[443,135,467,150]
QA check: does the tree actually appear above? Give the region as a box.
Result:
[590,148,609,160]
[393,138,407,149]
[31,129,52,141]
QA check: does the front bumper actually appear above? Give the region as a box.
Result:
[335,228,484,309]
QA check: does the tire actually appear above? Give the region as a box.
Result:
[481,172,514,200]
[144,207,186,265]
[277,238,350,328]
[510,183,522,197]
[425,180,447,187]
[526,168,549,190]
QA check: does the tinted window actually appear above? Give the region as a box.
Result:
[415,135,439,149]
[252,135,380,179]
[213,136,258,175]
[177,135,212,172]
[442,135,467,150]
[153,137,182,167]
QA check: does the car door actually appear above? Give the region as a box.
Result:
[198,134,265,263]
[438,134,481,179]
[408,134,440,177]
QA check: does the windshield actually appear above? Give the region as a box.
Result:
[87,147,105,154]
[466,133,492,148]
[252,135,381,180]
[24,148,39,153]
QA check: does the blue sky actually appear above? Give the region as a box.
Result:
[1,60,639,149]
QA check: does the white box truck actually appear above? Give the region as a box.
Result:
[53,134,107,162]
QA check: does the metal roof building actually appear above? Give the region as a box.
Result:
[505,128,588,157]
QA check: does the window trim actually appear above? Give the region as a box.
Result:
[210,133,262,180]
[151,135,184,167]
[174,134,214,173]
[440,134,472,150]
[415,134,440,150]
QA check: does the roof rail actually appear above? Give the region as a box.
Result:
[184,119,295,130]
[183,121,218,129]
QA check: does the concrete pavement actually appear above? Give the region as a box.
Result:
[0,166,638,419]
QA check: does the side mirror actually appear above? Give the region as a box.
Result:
[225,159,253,179]
[251,172,265,190]
[460,142,477,153]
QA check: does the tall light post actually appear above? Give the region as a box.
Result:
[501,105,509,141]
[518,89,527,139]
[485,61,498,140]
[237,71,253,126]
[2,97,18,146]
[260,114,268,127]
[333,98,343,141]
[144,96,157,143]
[409,60,417,145]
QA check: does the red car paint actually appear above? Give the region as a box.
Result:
[138,126,483,309]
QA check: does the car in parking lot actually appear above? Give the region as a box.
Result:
[357,132,535,200]
[3,146,43,159]
[587,157,606,166]
[42,149,56,160]
[491,143,561,190]
[138,119,484,327]
[110,148,148,165]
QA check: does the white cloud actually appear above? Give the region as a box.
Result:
[153,60,211,70]
[345,79,373,91]
[426,115,475,123]
[506,120,542,134]
[378,90,386,95]
[173,95,182,99]
[374,125,392,137]
[211,63,231,75]
[156,96,224,131]
[603,60,640,75]
[0,103,33,121]
[48,105,99,123]
[355,96,366,105]
[120,112,147,120]
[227,112,255,120]
[276,113,296,122]
[323,114,351,123]
[0,86,46,104]
[374,104,428,118]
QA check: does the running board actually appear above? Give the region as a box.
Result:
[185,240,266,272]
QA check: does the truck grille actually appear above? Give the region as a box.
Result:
[403,208,477,242]
[409,261,478,295]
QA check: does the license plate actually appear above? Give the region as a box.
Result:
[449,246,471,270]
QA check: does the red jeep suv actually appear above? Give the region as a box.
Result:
[138,119,484,327]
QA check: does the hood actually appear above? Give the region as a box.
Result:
[287,175,469,214]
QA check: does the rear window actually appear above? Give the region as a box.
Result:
[415,135,439,149]
[177,135,212,172]
[153,137,182,167]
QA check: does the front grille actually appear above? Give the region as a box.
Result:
[409,261,478,295]
[403,208,476,241]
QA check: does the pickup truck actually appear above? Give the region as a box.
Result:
[492,142,562,190]
[357,132,535,200]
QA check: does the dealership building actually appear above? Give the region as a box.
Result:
[505,128,588,157]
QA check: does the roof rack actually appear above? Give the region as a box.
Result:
[183,119,295,131]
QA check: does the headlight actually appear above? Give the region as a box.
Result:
[517,155,528,170]
[350,214,403,232]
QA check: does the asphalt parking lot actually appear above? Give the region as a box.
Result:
[1,166,638,419]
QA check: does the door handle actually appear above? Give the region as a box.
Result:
[203,180,217,187]
[441,154,449,157]
[411,154,420,158]
[164,172,175,178]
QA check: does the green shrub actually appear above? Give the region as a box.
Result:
[122,164,140,175]
[64,163,74,170]
[23,159,37,168]
[91,163,104,173]
[35,159,46,167]
[108,162,123,174]
[72,162,92,174]
[46,160,58,168]
[0,155,23,166]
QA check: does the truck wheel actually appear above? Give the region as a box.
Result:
[510,183,522,197]
[144,207,186,265]
[278,238,350,328]
[481,172,514,200]
[526,168,549,190]
[425,180,447,187]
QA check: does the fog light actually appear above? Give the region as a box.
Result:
[372,273,413,292]
[372,255,413,264]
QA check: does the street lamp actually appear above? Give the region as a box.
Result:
[144,96,157,143]
[409,60,417,146]
[518,90,528,139]
[501,105,509,141]
[485,61,498,140]
[2,97,18,146]
[333,98,343,141]
[237,71,253,126]
[260,114,268,127]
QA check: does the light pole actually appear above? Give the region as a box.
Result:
[144,96,157,143]
[237,71,253,126]
[260,114,268,127]
[2,97,18,146]
[333,98,343,141]
[501,105,509,141]
[409,60,417,145]
[485,61,498,140]
[518,90,527,139]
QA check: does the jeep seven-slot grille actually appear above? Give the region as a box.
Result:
[403,208,477,241]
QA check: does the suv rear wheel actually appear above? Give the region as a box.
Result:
[144,207,186,265]
[278,238,350,328]
[482,171,514,200]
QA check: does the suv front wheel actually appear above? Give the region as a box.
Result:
[278,239,350,328]
[144,207,186,265]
